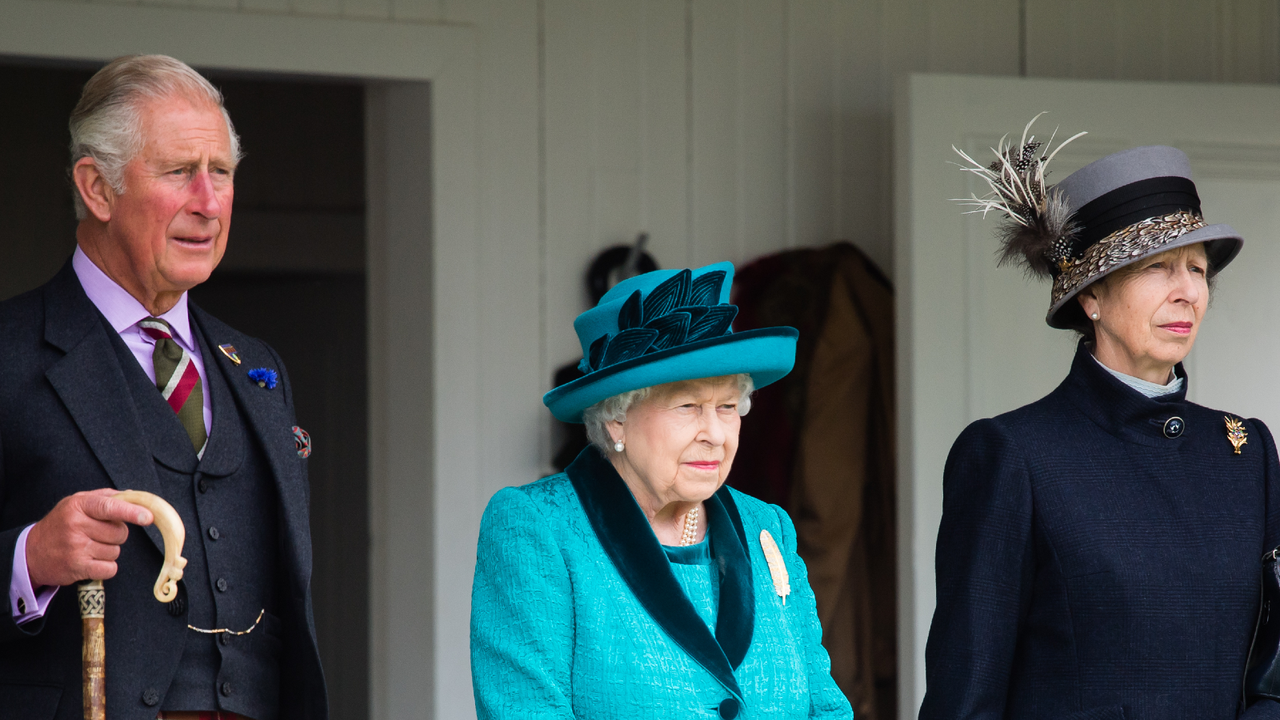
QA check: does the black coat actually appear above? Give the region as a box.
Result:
[920,342,1280,720]
[0,263,327,720]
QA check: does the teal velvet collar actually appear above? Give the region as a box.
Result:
[567,447,756,702]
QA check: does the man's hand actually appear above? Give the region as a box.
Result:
[25,489,154,587]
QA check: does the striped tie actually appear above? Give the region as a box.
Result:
[139,318,207,453]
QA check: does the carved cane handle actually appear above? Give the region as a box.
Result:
[111,490,187,603]
[78,492,186,720]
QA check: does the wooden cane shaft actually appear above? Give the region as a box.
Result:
[79,580,105,720]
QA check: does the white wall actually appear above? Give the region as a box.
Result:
[15,0,1274,474]
[8,0,1280,717]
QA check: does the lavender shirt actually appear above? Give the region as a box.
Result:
[9,248,210,623]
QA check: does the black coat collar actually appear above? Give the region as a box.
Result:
[566,447,755,701]
[1059,339,1191,447]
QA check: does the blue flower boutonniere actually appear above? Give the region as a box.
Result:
[248,368,279,390]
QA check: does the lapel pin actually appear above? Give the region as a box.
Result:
[292,426,312,458]
[759,530,790,605]
[1226,416,1248,455]
[247,368,278,390]
[218,344,242,365]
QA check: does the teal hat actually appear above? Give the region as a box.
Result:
[544,261,798,423]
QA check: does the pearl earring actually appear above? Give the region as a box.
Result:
[613,441,625,452]
[1091,312,1099,320]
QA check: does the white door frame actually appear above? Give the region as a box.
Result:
[0,3,480,717]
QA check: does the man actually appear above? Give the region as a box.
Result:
[0,55,327,720]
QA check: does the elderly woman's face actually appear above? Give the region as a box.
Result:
[612,376,742,507]
[1080,243,1209,375]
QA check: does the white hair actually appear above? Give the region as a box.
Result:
[69,55,242,220]
[582,373,755,455]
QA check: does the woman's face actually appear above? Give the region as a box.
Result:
[609,376,742,511]
[1078,243,1209,380]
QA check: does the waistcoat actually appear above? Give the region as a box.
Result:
[106,317,283,720]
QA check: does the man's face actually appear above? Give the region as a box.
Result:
[105,95,235,298]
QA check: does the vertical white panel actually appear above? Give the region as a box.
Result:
[1219,0,1280,83]
[366,81,438,720]
[445,1,544,484]
[591,0,642,170]
[787,0,835,249]
[639,0,692,269]
[543,0,598,373]
[691,0,741,266]
[924,0,1020,74]
[344,0,391,22]
[1069,0,1121,78]
[589,0,644,259]
[738,0,787,266]
[364,82,393,720]
[879,0,930,107]
[1025,0,1074,78]
[292,0,341,19]
[1114,0,1169,80]
[1160,0,1217,81]
[391,0,440,21]
[1031,0,1278,84]
[834,0,892,272]
[833,0,878,269]
[427,31,483,720]
[240,0,289,16]
[1192,175,1280,425]
[193,0,238,13]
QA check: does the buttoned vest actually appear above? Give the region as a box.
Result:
[106,317,283,720]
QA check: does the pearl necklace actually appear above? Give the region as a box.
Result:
[679,506,701,546]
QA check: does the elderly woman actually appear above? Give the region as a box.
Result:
[920,139,1280,719]
[470,262,852,719]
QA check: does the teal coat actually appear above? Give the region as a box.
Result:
[470,448,852,719]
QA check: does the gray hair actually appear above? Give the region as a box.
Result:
[69,55,242,220]
[582,373,755,455]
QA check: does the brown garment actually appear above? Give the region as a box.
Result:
[731,243,896,720]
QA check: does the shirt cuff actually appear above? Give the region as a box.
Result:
[10,525,58,624]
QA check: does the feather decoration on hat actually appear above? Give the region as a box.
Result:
[952,113,1087,278]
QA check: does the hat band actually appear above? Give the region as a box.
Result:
[1050,209,1206,310]
[1056,177,1201,272]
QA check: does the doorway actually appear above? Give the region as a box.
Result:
[0,60,370,720]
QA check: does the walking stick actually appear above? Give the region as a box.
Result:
[78,491,188,720]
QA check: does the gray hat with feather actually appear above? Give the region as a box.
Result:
[955,120,1243,329]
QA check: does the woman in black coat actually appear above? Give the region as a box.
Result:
[920,135,1280,719]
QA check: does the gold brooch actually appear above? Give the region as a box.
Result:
[218,344,242,365]
[1226,416,1248,455]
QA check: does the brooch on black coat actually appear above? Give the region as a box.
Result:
[1226,416,1248,455]
[218,344,242,365]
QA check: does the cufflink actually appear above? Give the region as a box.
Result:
[16,596,26,614]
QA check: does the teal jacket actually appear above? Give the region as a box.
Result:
[470,447,852,719]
